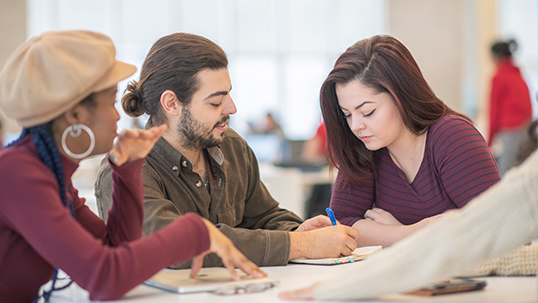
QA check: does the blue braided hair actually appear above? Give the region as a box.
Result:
[9,124,73,213]
[10,124,74,302]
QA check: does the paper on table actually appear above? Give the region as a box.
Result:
[289,246,382,265]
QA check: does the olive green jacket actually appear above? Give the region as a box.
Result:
[95,129,302,268]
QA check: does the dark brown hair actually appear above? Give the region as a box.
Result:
[122,33,228,127]
[491,39,517,59]
[320,35,464,186]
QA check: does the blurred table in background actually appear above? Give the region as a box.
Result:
[258,163,335,220]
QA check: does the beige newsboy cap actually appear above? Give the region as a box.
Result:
[0,30,136,128]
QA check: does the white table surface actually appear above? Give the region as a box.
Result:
[50,262,537,303]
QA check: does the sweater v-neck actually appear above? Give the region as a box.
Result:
[382,131,430,188]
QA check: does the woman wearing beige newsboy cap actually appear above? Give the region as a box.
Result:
[0,30,265,303]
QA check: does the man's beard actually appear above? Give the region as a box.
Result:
[177,106,228,151]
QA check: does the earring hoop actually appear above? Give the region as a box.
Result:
[61,124,95,159]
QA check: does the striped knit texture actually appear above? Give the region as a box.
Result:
[313,148,538,300]
[331,115,501,225]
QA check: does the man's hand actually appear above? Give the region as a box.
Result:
[365,208,402,225]
[295,215,334,232]
[109,124,167,166]
[190,218,267,281]
[289,225,359,260]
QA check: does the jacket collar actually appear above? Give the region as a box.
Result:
[150,136,224,174]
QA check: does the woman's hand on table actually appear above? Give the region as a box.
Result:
[190,218,267,281]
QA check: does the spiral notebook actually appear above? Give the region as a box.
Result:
[144,267,279,294]
[289,245,382,265]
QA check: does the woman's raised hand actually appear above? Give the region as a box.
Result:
[190,218,267,281]
[109,124,167,166]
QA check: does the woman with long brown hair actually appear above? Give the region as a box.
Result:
[277,34,538,302]
[320,35,500,247]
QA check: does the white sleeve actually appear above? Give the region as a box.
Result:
[313,150,538,300]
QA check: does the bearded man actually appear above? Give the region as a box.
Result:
[95,33,358,269]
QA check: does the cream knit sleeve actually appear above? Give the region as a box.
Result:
[313,150,538,300]
[460,244,538,277]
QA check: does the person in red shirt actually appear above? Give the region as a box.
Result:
[0,30,264,303]
[488,39,533,176]
[302,122,327,165]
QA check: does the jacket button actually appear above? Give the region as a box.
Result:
[182,161,188,167]
[196,180,203,187]
[172,165,178,171]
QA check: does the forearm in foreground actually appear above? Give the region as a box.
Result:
[313,151,538,300]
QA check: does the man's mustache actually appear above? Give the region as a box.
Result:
[214,116,230,128]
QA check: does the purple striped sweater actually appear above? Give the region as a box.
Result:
[330,115,501,226]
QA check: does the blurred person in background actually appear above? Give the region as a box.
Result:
[302,122,332,219]
[248,112,285,138]
[302,122,327,165]
[488,39,533,177]
[259,112,285,138]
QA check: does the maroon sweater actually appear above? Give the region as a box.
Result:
[0,136,209,302]
[331,115,501,226]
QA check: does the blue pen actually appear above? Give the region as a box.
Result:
[325,208,337,226]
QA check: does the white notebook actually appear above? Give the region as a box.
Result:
[289,245,382,265]
[144,267,279,294]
